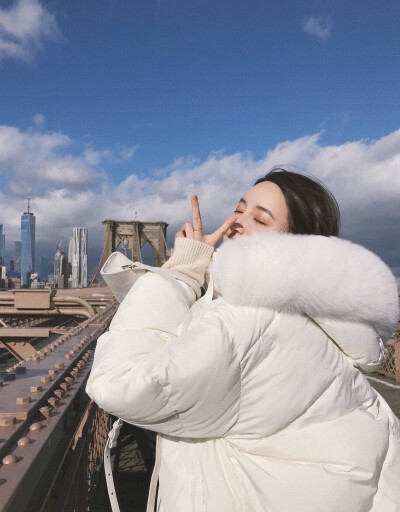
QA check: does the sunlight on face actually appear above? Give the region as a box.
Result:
[225,181,289,240]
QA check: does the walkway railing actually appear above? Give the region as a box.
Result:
[379,329,400,382]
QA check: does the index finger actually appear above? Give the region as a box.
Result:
[191,195,203,232]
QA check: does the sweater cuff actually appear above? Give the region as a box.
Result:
[163,238,214,287]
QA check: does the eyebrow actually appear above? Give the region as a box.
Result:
[239,198,275,220]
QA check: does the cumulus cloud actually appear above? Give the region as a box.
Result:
[0,126,98,194]
[302,16,333,41]
[0,0,62,62]
[0,125,142,199]
[0,126,399,279]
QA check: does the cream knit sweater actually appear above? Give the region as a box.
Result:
[162,237,214,287]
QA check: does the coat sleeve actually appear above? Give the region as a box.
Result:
[86,272,241,437]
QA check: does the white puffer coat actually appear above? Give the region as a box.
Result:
[86,233,400,512]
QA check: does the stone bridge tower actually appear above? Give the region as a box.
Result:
[91,220,168,285]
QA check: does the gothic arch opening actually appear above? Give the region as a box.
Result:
[140,241,156,265]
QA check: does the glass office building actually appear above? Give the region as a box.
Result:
[14,240,22,273]
[21,212,35,287]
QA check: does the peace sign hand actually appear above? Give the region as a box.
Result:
[175,195,238,248]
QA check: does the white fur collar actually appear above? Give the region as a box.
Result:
[210,232,399,340]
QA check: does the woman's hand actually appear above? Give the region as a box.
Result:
[175,195,238,248]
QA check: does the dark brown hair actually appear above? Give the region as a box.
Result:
[254,168,340,237]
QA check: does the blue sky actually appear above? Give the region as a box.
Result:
[0,0,399,278]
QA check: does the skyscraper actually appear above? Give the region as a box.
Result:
[20,192,36,288]
[70,227,88,288]
[14,240,21,273]
[54,248,69,288]
[0,224,5,266]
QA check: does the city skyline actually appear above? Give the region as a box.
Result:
[0,1,399,282]
[0,204,95,284]
[0,195,91,286]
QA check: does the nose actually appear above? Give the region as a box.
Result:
[228,222,245,238]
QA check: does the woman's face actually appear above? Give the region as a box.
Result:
[225,181,289,240]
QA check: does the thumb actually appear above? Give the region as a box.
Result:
[207,214,238,246]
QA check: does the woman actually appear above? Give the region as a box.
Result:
[86,169,400,512]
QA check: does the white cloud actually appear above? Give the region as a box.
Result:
[83,145,138,166]
[32,112,46,125]
[302,16,333,41]
[0,0,62,62]
[0,125,97,193]
[0,125,141,197]
[1,126,400,278]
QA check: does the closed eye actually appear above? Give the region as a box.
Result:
[255,219,268,226]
